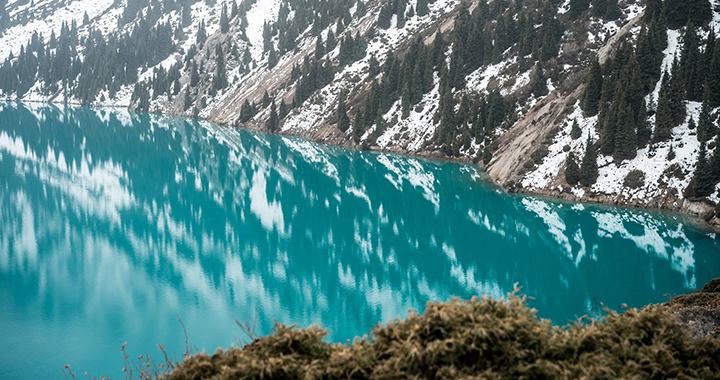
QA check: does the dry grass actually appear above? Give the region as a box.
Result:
[162,284,720,380]
[666,279,720,311]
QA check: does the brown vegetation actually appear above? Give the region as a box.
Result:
[163,283,720,380]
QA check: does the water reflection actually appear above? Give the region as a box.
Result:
[0,102,718,379]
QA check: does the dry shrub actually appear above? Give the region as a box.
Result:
[165,286,720,380]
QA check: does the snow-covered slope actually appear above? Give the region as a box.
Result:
[518,7,720,218]
[1,0,719,223]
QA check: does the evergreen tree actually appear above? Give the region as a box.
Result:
[708,39,720,108]
[698,93,714,142]
[326,30,336,52]
[262,90,271,108]
[532,63,548,97]
[593,0,608,18]
[416,0,429,17]
[353,109,364,143]
[636,99,651,148]
[239,99,256,122]
[665,0,712,29]
[279,100,289,119]
[378,5,392,29]
[654,81,673,142]
[190,61,199,87]
[711,136,720,181]
[568,0,589,18]
[182,3,192,27]
[268,46,278,69]
[580,137,598,186]
[667,58,686,125]
[214,44,227,90]
[645,0,663,21]
[680,23,702,101]
[266,101,279,131]
[196,20,207,47]
[337,91,350,132]
[315,35,325,61]
[571,119,582,140]
[220,3,230,33]
[614,103,637,160]
[582,58,603,116]
[183,88,192,110]
[693,142,714,197]
[604,0,621,20]
[565,152,580,185]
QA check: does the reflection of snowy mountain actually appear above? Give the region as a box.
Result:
[520,198,698,288]
[0,103,719,378]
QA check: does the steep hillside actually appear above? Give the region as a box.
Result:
[1,0,719,225]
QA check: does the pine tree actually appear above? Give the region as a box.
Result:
[326,30,336,52]
[708,40,720,108]
[533,63,548,97]
[605,0,621,20]
[220,3,230,33]
[268,46,278,69]
[568,0,589,18]
[644,0,663,21]
[593,0,608,18]
[337,91,350,132]
[314,35,324,61]
[214,44,227,90]
[266,101,279,131]
[636,99,651,148]
[693,142,714,197]
[353,109,364,143]
[279,100,288,119]
[190,61,199,87]
[665,0,712,29]
[654,81,673,142]
[565,152,581,185]
[582,58,603,116]
[182,3,192,27]
[580,137,599,187]
[680,23,702,101]
[183,88,192,110]
[668,57,686,125]
[416,0,429,16]
[614,103,637,160]
[698,91,714,142]
[571,119,582,140]
[196,20,207,47]
[711,136,720,181]
[262,90,271,108]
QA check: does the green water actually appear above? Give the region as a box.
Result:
[0,102,718,379]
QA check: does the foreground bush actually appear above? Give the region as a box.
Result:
[164,285,720,380]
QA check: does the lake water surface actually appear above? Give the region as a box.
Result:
[1,102,718,379]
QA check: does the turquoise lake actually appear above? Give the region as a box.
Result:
[0,102,718,379]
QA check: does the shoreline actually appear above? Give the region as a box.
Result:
[5,99,719,231]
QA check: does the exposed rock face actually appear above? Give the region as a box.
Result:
[668,279,720,339]
[674,307,720,339]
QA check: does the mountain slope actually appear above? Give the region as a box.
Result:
[0,0,719,225]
